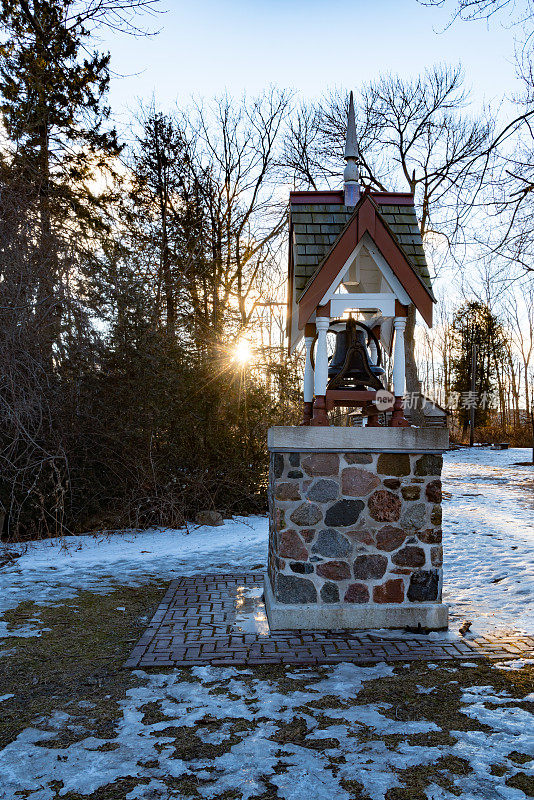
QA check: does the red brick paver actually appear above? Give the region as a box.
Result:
[125,574,534,668]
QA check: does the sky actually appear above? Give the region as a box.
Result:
[96,0,528,320]
[100,0,522,126]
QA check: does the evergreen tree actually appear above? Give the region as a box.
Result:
[451,301,505,432]
[0,0,120,363]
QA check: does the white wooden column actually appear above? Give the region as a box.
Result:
[369,339,378,366]
[303,336,315,403]
[314,316,330,398]
[392,317,406,398]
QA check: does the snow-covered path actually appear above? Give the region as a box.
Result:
[443,447,534,635]
[0,446,533,639]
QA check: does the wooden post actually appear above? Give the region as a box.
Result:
[369,338,378,365]
[302,333,315,425]
[391,316,410,427]
[311,315,330,426]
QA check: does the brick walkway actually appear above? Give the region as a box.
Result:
[125,573,534,669]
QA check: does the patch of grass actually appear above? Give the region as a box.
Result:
[385,730,455,749]
[151,724,242,760]
[314,712,343,729]
[351,659,534,738]
[270,716,308,745]
[506,772,534,796]
[386,755,471,799]
[269,715,339,751]
[139,700,169,725]
[508,751,533,765]
[54,776,151,800]
[340,778,369,799]
[297,693,350,711]
[0,584,165,749]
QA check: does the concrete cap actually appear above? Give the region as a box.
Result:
[268,426,449,453]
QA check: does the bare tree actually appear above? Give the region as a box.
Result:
[418,0,534,32]
[179,89,293,340]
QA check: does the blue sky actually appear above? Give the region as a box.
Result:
[102,0,521,124]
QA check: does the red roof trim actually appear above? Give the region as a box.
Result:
[290,191,344,205]
[370,192,415,206]
[296,196,433,329]
[289,190,415,207]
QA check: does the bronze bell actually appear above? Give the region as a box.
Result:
[328,319,385,391]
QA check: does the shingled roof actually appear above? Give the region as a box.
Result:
[290,190,434,302]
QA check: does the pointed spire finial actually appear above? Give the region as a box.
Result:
[344,90,360,207]
[344,91,358,160]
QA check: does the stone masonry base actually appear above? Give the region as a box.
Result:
[264,572,449,631]
[267,427,449,632]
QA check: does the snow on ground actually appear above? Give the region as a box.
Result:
[0,660,533,800]
[0,446,532,639]
[0,516,268,638]
[443,447,534,635]
[1,447,533,800]
[1,660,533,800]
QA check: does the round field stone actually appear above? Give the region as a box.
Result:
[373,579,405,603]
[430,505,442,526]
[279,529,308,561]
[344,583,370,603]
[418,528,442,544]
[307,479,339,503]
[289,562,314,574]
[377,453,411,476]
[401,485,421,501]
[344,452,373,464]
[341,468,381,497]
[273,453,284,479]
[325,499,365,527]
[289,502,323,527]
[275,482,301,501]
[302,453,340,477]
[300,528,316,543]
[431,545,443,567]
[425,479,442,503]
[392,546,426,568]
[289,452,300,467]
[316,560,351,580]
[346,529,374,546]
[368,490,401,522]
[383,478,401,490]
[276,574,318,604]
[414,454,443,477]
[353,554,388,580]
[311,528,351,558]
[407,569,440,602]
[401,503,427,531]
[375,525,406,552]
[321,582,340,603]
[288,470,303,479]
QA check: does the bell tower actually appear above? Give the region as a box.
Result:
[265,93,449,633]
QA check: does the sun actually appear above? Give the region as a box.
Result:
[234,338,252,365]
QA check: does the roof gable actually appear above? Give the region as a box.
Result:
[296,194,435,328]
[289,190,433,302]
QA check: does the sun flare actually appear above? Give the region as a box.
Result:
[234,339,252,365]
